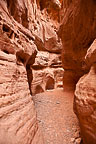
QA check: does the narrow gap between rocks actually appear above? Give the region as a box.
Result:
[33,89,81,144]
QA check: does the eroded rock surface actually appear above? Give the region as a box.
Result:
[58,0,96,90]
[74,39,96,144]
[32,51,64,94]
[0,0,63,143]
[0,0,63,95]
[0,51,44,144]
[58,0,96,143]
[74,64,96,144]
[32,67,64,94]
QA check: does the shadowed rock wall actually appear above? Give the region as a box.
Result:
[58,0,96,143]
[58,0,96,90]
[74,40,96,144]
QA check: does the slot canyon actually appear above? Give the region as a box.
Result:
[0,0,96,144]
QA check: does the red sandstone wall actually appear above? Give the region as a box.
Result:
[0,0,62,143]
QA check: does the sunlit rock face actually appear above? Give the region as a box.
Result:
[32,51,63,94]
[58,0,96,90]
[0,51,44,144]
[0,0,63,93]
[0,0,63,143]
[2,0,62,53]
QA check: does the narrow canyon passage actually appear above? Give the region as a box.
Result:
[33,89,81,144]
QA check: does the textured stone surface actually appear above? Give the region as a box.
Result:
[34,19,62,53]
[0,0,63,143]
[33,51,62,69]
[0,51,44,144]
[32,67,64,95]
[58,1,96,143]
[85,39,96,68]
[74,39,96,144]
[58,0,96,90]
[32,51,63,95]
[0,0,63,96]
[0,0,62,54]
[74,64,96,144]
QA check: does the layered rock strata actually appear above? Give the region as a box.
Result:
[0,0,63,94]
[0,0,63,143]
[0,51,44,144]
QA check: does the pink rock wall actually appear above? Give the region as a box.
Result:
[0,51,44,144]
[0,0,63,143]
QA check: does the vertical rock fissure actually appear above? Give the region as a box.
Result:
[16,50,37,96]
[26,63,33,96]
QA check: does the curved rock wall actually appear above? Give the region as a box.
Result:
[0,0,63,143]
[74,40,96,144]
[58,0,96,90]
[0,51,44,144]
[58,0,96,143]
[74,64,96,144]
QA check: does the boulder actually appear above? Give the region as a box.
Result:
[33,51,49,69]
[34,19,62,53]
[33,51,62,69]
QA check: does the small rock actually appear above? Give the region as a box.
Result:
[56,101,60,104]
[71,138,75,143]
[74,131,80,139]
[75,138,82,144]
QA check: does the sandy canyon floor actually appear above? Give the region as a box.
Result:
[33,88,81,144]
